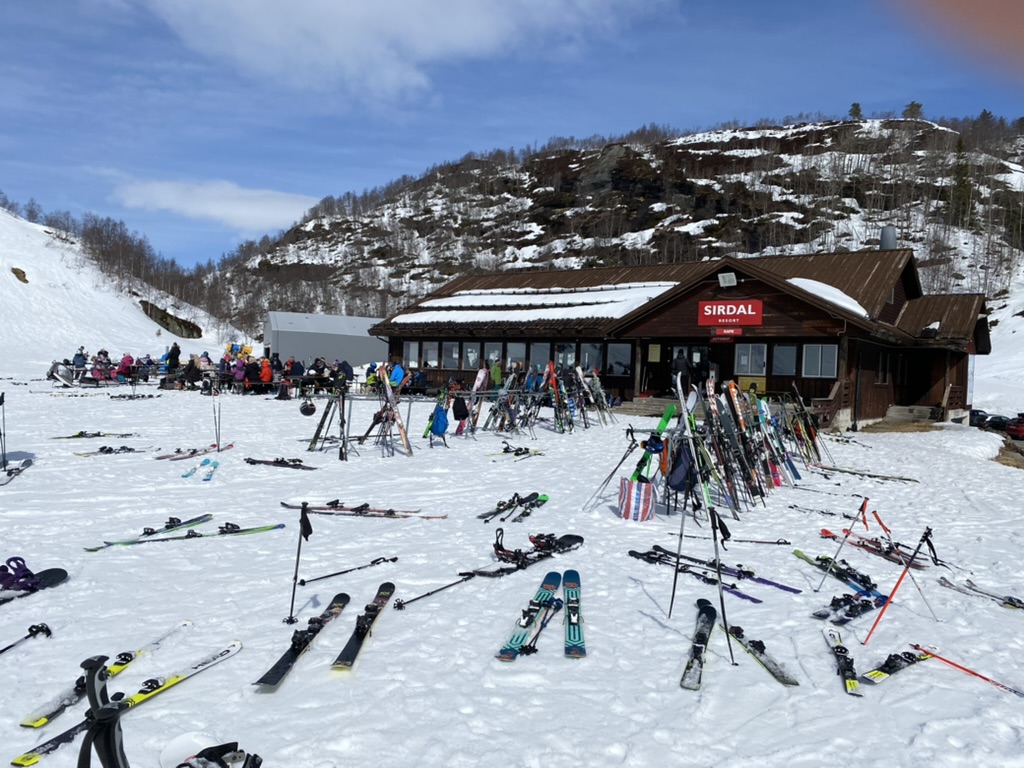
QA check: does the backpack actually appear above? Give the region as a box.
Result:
[667,442,697,494]
[430,405,449,436]
[452,395,469,421]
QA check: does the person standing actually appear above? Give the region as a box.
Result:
[490,357,503,390]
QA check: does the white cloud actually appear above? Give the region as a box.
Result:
[114,179,318,232]
[135,0,660,101]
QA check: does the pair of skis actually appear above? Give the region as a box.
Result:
[181,457,219,481]
[85,517,283,550]
[937,576,1024,609]
[495,569,586,661]
[254,583,395,688]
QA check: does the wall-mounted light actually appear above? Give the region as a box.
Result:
[717,272,738,288]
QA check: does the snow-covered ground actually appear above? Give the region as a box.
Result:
[3,210,1024,767]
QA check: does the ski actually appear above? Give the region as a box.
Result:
[518,597,564,656]
[725,625,799,686]
[861,648,933,684]
[496,571,562,662]
[819,528,926,568]
[810,592,887,625]
[180,458,211,478]
[631,405,676,481]
[964,579,1024,609]
[651,544,802,593]
[201,460,219,482]
[938,576,1023,608]
[562,569,586,658]
[50,431,138,440]
[477,492,539,522]
[165,443,233,461]
[98,522,284,547]
[813,463,918,483]
[255,593,350,688]
[244,457,317,470]
[0,459,33,487]
[331,583,395,669]
[680,598,717,690]
[280,501,423,516]
[628,550,763,603]
[0,569,68,607]
[84,515,214,551]
[379,365,413,455]
[823,627,862,696]
[20,620,192,728]
[74,446,146,457]
[793,549,884,598]
[11,640,242,766]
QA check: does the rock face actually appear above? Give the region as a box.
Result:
[139,300,203,339]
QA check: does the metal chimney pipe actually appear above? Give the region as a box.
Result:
[880,225,897,250]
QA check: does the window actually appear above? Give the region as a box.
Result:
[802,344,838,378]
[735,343,766,376]
[606,343,632,377]
[462,342,481,371]
[484,342,502,365]
[402,340,420,369]
[422,341,439,369]
[441,341,459,369]
[506,342,526,371]
[771,344,797,376]
[555,342,576,369]
[579,343,602,373]
[530,342,550,371]
[876,351,890,385]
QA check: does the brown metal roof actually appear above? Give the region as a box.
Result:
[895,294,988,349]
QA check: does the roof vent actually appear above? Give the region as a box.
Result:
[880,225,898,251]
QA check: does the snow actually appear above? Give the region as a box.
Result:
[787,277,871,319]
[4,210,1024,767]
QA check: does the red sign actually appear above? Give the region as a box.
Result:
[714,327,743,336]
[698,299,763,326]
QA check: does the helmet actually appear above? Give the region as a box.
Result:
[299,400,316,416]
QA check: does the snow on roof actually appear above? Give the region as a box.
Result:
[266,311,382,335]
[390,282,679,325]
[787,277,870,319]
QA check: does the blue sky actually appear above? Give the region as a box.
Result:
[1,0,1022,268]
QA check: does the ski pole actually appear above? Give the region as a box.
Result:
[871,512,939,621]
[0,623,51,655]
[862,527,933,646]
[299,556,398,586]
[0,391,6,470]
[911,643,1024,698]
[708,509,737,665]
[284,503,314,624]
[814,498,868,592]
[393,573,477,610]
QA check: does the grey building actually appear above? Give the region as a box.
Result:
[263,311,386,366]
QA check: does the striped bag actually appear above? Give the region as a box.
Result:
[618,477,657,522]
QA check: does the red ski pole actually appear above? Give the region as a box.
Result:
[911,644,1024,698]
[862,527,932,645]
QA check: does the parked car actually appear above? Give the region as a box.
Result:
[983,414,1011,432]
[1006,417,1024,440]
[969,409,989,427]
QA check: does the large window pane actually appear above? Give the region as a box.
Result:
[484,342,502,365]
[735,343,766,375]
[402,340,419,369]
[529,342,550,372]
[579,343,602,373]
[555,343,576,369]
[441,341,459,369]
[507,342,526,371]
[422,341,439,369]
[462,342,481,371]
[606,343,632,377]
[771,345,797,376]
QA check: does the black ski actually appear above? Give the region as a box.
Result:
[331,583,395,669]
[0,459,33,487]
[680,598,717,690]
[245,457,318,470]
[725,625,798,686]
[861,648,933,684]
[823,627,862,696]
[255,593,350,688]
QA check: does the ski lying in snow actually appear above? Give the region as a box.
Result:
[563,569,586,658]
[937,576,1024,608]
[245,457,317,470]
[813,463,918,483]
[255,593,350,688]
[281,501,422,514]
[819,528,926,568]
[99,522,284,546]
[496,571,562,662]
[11,640,242,766]
[279,502,437,519]
[823,627,862,696]
[477,492,540,522]
[680,599,717,690]
[792,549,884,597]
[200,460,219,482]
[19,620,192,728]
[84,515,215,551]
[0,459,32,486]
[861,648,933,684]
[331,583,395,669]
[651,544,802,593]
[0,569,68,607]
[51,431,138,440]
[628,550,763,603]
[164,443,233,461]
[811,592,887,625]
[725,625,799,686]
[180,458,211,478]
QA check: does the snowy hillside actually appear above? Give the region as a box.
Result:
[3,208,1024,768]
[0,209,240,376]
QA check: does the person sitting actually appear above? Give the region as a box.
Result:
[270,352,284,374]
[115,353,135,382]
[181,355,203,390]
[232,358,246,393]
[136,353,154,382]
[199,351,212,368]
[244,356,260,392]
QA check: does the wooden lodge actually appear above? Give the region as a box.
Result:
[368,247,990,428]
